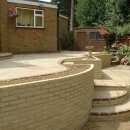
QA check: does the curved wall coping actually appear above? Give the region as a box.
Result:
[0,64,94,89]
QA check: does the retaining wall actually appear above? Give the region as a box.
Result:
[93,53,112,68]
[0,64,94,130]
[74,57,101,79]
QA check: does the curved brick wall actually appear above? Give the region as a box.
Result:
[74,57,102,79]
[0,64,94,130]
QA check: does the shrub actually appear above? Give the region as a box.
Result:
[115,45,130,57]
[115,45,130,65]
[60,32,74,50]
[103,46,111,54]
[121,56,130,65]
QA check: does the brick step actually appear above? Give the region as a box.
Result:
[111,56,120,65]
[90,97,130,121]
[111,60,120,65]
[94,80,128,91]
[93,90,128,107]
[0,53,13,60]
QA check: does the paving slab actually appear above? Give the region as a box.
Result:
[0,51,130,86]
[0,51,86,81]
[102,70,130,85]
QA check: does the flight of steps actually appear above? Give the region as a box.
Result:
[110,46,120,65]
[90,80,130,121]
[111,56,120,65]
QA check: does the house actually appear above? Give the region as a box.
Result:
[0,0,68,53]
[59,15,69,50]
[74,27,108,52]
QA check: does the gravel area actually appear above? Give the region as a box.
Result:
[0,64,89,86]
[82,121,130,130]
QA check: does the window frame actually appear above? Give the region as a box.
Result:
[16,7,44,28]
[90,32,102,40]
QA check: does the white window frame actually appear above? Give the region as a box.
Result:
[16,7,44,28]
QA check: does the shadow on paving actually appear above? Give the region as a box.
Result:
[101,71,113,80]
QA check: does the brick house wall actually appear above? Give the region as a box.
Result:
[59,15,68,50]
[59,15,68,40]
[74,28,107,52]
[0,0,58,53]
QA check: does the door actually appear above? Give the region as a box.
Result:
[74,32,87,51]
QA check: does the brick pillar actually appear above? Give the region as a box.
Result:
[0,0,8,52]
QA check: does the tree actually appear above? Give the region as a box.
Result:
[75,0,106,27]
[51,0,71,16]
[75,0,130,44]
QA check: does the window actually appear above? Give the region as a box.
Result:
[90,32,102,40]
[16,8,44,28]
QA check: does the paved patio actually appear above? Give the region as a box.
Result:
[102,69,130,85]
[0,51,130,129]
[0,51,130,86]
[0,51,86,81]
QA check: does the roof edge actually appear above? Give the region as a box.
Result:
[7,0,58,9]
[59,15,68,20]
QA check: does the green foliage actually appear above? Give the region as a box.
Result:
[115,24,130,39]
[75,0,106,27]
[60,32,74,50]
[103,46,111,54]
[104,0,125,26]
[115,45,130,57]
[75,0,130,44]
[51,0,71,16]
[120,56,130,65]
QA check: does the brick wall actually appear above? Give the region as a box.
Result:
[59,16,68,50]
[74,57,102,79]
[0,64,94,130]
[74,28,106,52]
[0,0,8,52]
[7,3,57,53]
[59,16,68,40]
[88,40,106,52]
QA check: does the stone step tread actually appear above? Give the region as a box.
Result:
[93,90,127,101]
[111,60,119,63]
[94,80,127,88]
[91,97,130,116]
